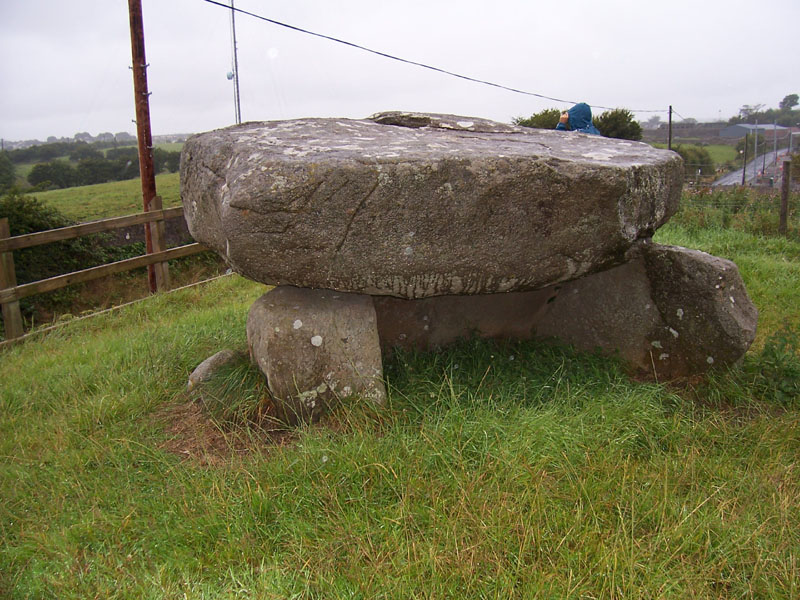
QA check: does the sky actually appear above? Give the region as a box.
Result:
[1,0,798,141]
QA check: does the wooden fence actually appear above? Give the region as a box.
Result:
[0,198,206,341]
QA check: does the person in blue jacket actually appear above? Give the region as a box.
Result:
[555,102,602,135]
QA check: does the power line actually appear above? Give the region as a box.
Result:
[200,0,669,114]
[672,108,690,121]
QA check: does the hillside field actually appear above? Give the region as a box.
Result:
[31,172,181,221]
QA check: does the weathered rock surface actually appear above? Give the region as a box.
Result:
[187,349,240,395]
[375,242,758,378]
[181,112,683,299]
[246,286,386,424]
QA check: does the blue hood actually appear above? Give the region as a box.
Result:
[567,103,594,130]
[556,102,602,135]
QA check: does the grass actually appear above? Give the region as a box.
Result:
[1,189,799,597]
[651,143,739,168]
[703,144,738,166]
[30,172,181,221]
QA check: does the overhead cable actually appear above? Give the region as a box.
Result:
[200,0,669,113]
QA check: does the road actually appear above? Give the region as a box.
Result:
[713,148,791,186]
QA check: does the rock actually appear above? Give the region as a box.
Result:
[640,242,758,375]
[374,288,556,351]
[181,112,683,299]
[374,242,757,378]
[246,286,386,423]
[187,349,240,395]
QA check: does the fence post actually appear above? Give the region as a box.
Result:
[150,195,170,291]
[0,218,24,340]
[780,158,791,235]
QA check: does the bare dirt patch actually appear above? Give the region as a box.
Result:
[157,399,294,466]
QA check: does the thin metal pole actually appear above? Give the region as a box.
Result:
[231,0,242,124]
[773,120,778,177]
[128,0,158,293]
[741,133,748,186]
[668,105,672,151]
[753,120,758,183]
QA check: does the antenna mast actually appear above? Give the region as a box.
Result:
[230,0,242,124]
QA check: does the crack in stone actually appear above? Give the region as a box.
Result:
[334,178,379,254]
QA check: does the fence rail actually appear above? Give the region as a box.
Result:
[0,206,185,253]
[0,200,206,341]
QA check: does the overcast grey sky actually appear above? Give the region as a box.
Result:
[1,0,797,141]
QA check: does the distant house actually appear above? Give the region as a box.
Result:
[719,123,787,139]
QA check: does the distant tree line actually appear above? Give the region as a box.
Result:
[513,107,643,141]
[21,144,181,190]
[729,94,799,127]
[7,140,123,164]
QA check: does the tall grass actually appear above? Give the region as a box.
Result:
[1,191,799,598]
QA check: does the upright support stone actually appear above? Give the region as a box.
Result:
[374,242,758,379]
[247,286,386,424]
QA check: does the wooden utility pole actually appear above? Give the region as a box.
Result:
[128,0,167,293]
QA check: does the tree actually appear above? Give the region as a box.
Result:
[779,94,798,111]
[69,143,103,162]
[0,151,15,192]
[513,108,561,129]
[594,108,643,140]
[76,158,118,185]
[738,104,765,120]
[164,151,181,173]
[27,161,77,189]
[673,145,714,176]
[153,148,182,173]
[106,147,139,162]
[643,115,662,129]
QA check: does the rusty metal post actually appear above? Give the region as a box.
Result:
[0,218,24,340]
[780,158,791,235]
[128,0,158,293]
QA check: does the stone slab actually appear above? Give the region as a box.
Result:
[181,112,683,299]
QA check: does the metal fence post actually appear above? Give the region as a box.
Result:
[0,218,24,339]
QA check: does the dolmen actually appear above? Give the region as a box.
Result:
[181,112,757,423]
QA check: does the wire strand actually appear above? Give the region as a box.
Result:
[200,0,669,114]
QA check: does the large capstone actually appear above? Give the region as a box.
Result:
[181,112,683,299]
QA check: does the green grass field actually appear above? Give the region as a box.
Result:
[650,143,738,168]
[703,144,738,165]
[1,190,799,598]
[31,172,181,221]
